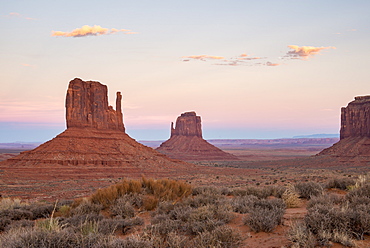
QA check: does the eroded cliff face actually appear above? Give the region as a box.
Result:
[170,111,202,138]
[340,95,370,139]
[319,95,370,160]
[65,78,125,132]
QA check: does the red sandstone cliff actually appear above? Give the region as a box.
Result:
[319,95,370,160]
[157,112,238,161]
[66,78,124,132]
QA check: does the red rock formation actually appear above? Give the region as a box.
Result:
[157,112,238,161]
[1,78,191,168]
[170,112,202,137]
[66,78,124,132]
[319,95,370,160]
[340,95,370,139]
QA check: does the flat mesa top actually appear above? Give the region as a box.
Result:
[354,95,370,102]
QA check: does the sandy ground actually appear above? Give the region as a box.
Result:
[1,145,370,247]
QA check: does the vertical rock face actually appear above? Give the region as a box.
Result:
[171,111,202,138]
[319,95,370,159]
[157,111,238,161]
[340,95,370,139]
[66,78,125,132]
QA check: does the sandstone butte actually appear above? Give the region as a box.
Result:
[156,112,238,161]
[0,78,192,168]
[319,95,370,160]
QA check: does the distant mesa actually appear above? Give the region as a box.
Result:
[1,78,189,168]
[319,95,370,160]
[156,111,238,161]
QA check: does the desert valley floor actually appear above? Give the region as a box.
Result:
[1,138,370,247]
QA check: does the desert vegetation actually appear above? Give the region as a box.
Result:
[0,175,369,247]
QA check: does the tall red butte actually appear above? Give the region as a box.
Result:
[156,112,238,160]
[1,78,189,168]
[319,95,370,160]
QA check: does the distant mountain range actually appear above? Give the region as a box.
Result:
[292,134,339,138]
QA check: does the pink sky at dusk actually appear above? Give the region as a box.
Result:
[1,1,370,142]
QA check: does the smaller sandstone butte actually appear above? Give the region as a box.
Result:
[156,111,238,161]
[66,78,124,132]
[319,95,370,160]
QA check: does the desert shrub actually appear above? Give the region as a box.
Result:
[60,213,103,228]
[282,185,301,208]
[191,225,244,248]
[0,224,137,248]
[166,204,192,222]
[243,198,285,233]
[58,204,71,217]
[303,204,358,246]
[0,227,79,248]
[29,204,54,219]
[0,218,11,232]
[142,195,159,211]
[0,208,33,220]
[192,186,222,196]
[220,187,232,196]
[268,185,286,198]
[149,215,182,235]
[166,231,191,248]
[0,198,27,211]
[110,197,135,218]
[288,221,316,248]
[231,195,259,214]
[307,194,343,209]
[90,178,191,209]
[5,219,34,232]
[112,236,152,248]
[70,199,103,216]
[141,177,192,202]
[232,186,273,199]
[182,193,220,208]
[326,177,356,190]
[346,184,370,200]
[120,217,144,234]
[294,182,323,199]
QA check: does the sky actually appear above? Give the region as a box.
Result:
[1,0,370,142]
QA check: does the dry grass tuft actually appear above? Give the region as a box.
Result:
[282,185,301,208]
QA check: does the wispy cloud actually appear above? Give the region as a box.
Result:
[5,12,36,20]
[51,25,137,38]
[285,45,336,60]
[182,55,225,61]
[21,63,36,68]
[266,62,280,66]
[183,45,335,66]
[183,53,270,66]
